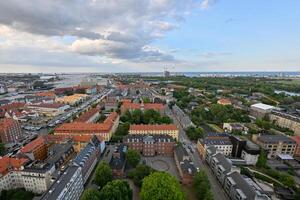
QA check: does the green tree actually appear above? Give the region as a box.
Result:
[140,172,185,200]
[115,122,130,136]
[0,188,34,200]
[94,162,113,188]
[128,164,154,187]
[126,149,141,167]
[194,170,213,200]
[256,150,267,168]
[131,109,143,124]
[186,126,204,141]
[142,97,151,103]
[0,143,5,156]
[81,188,101,200]
[99,180,132,200]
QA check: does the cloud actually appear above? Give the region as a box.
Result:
[200,52,232,58]
[0,0,195,64]
[200,0,218,10]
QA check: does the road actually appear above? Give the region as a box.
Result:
[166,106,227,200]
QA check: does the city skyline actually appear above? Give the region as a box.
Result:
[0,0,300,73]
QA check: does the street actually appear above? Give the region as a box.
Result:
[166,106,227,200]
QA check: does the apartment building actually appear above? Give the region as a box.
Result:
[20,136,48,161]
[269,110,300,135]
[0,118,22,143]
[253,134,296,158]
[54,112,119,141]
[174,145,197,185]
[73,136,101,183]
[123,134,175,157]
[197,136,233,159]
[224,171,270,200]
[129,124,179,140]
[39,165,84,200]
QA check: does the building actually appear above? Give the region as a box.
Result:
[0,156,29,192]
[209,153,238,184]
[0,84,8,94]
[174,145,197,184]
[74,108,100,123]
[121,102,165,115]
[45,142,75,170]
[20,162,55,194]
[0,118,22,143]
[27,103,70,116]
[129,124,179,140]
[224,171,270,200]
[73,136,102,183]
[55,94,88,106]
[54,112,119,141]
[110,144,127,178]
[291,136,300,157]
[241,141,260,165]
[123,134,175,157]
[197,136,233,159]
[0,157,55,194]
[39,165,84,200]
[269,110,300,135]
[250,103,274,119]
[223,123,248,133]
[253,134,296,158]
[217,98,232,106]
[20,136,48,161]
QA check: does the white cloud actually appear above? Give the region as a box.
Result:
[200,0,218,10]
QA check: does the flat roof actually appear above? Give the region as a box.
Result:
[251,103,274,111]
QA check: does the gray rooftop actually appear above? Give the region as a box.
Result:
[39,165,81,200]
[214,153,232,172]
[258,135,295,144]
[227,171,256,199]
[204,138,232,146]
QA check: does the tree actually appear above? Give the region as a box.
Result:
[186,126,204,141]
[0,143,5,156]
[140,172,185,200]
[142,97,151,103]
[256,150,267,168]
[126,149,141,167]
[0,188,34,200]
[128,164,154,187]
[99,180,132,200]
[194,170,213,200]
[94,162,113,188]
[81,188,101,200]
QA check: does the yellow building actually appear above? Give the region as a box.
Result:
[129,124,179,140]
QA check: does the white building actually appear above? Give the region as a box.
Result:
[39,165,84,200]
[250,103,274,118]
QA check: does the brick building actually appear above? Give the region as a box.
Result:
[20,136,48,161]
[123,134,175,157]
[0,118,22,143]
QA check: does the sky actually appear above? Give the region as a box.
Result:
[0,0,299,73]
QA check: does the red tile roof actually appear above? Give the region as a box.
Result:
[36,91,56,97]
[292,136,300,145]
[217,98,231,105]
[0,103,25,111]
[0,118,20,131]
[55,112,118,133]
[130,124,178,131]
[20,136,46,153]
[0,156,29,175]
[75,108,99,122]
[122,103,165,110]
